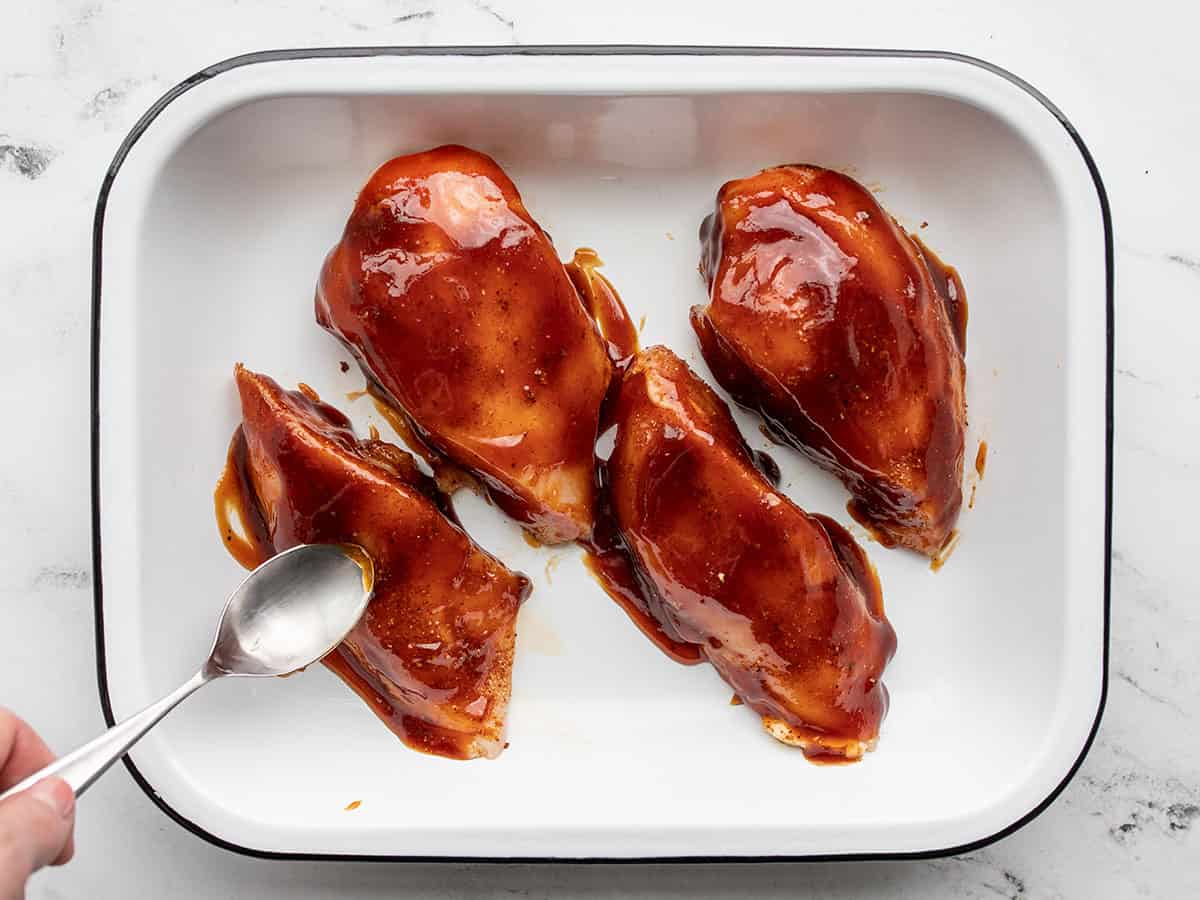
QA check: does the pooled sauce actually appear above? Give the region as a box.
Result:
[582,460,703,665]
[565,248,639,365]
[213,427,271,571]
[911,233,969,356]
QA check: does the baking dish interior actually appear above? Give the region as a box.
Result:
[95,52,1107,859]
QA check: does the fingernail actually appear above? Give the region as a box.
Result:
[30,778,75,819]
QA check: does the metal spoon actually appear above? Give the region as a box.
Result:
[0,543,374,802]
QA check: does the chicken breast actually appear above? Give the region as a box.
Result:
[606,347,896,760]
[694,164,967,555]
[317,145,616,544]
[218,365,529,759]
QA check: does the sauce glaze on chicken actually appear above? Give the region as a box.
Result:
[605,347,896,760]
[317,145,627,544]
[216,366,529,759]
[694,165,967,556]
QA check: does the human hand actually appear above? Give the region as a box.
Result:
[0,709,75,900]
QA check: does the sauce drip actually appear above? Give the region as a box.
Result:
[911,233,969,355]
[213,427,271,571]
[580,460,703,666]
[565,248,639,365]
[364,382,476,495]
[565,252,703,665]
[845,499,899,549]
[339,543,376,596]
[543,553,563,584]
[811,514,885,617]
[975,440,989,477]
[751,449,782,488]
[800,745,869,766]
[968,439,988,510]
[322,646,480,761]
[929,530,961,572]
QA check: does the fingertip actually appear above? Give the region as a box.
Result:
[52,831,75,867]
[0,778,77,871]
[29,777,75,821]
[44,778,77,864]
[0,714,57,789]
[0,788,70,880]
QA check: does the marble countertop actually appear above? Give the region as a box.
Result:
[1,0,1196,897]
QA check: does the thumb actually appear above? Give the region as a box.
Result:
[0,778,75,891]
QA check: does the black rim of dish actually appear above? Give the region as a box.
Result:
[91,44,1114,864]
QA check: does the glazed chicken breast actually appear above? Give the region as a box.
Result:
[606,347,896,760]
[694,164,967,555]
[317,145,617,544]
[217,365,529,759]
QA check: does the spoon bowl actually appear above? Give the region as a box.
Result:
[206,543,374,678]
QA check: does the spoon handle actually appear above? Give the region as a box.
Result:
[0,670,213,803]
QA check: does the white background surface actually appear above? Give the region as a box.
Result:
[0,0,1195,897]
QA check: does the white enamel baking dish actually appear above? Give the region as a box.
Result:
[92,47,1111,861]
